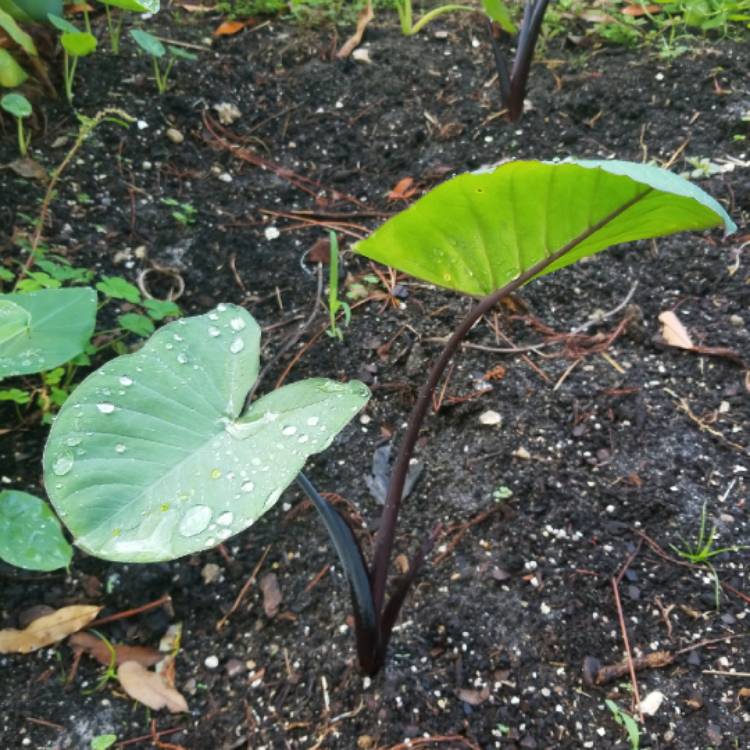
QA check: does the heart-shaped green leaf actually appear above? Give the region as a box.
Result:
[354,159,736,297]
[61,30,97,57]
[0,490,72,571]
[43,304,369,562]
[482,0,516,33]
[0,288,97,380]
[129,28,164,57]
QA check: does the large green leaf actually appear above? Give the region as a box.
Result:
[354,160,736,297]
[98,0,159,13]
[0,288,97,379]
[43,304,369,563]
[0,0,61,21]
[0,48,27,87]
[0,490,72,571]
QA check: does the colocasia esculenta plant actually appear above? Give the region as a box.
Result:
[41,159,735,675]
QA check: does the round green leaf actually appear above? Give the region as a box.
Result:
[1,91,32,118]
[354,159,737,297]
[98,0,159,13]
[43,304,369,563]
[61,30,97,57]
[129,28,164,57]
[0,490,72,571]
[0,48,28,87]
[0,288,97,379]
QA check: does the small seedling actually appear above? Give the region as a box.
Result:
[91,735,117,750]
[98,0,160,54]
[47,14,97,103]
[161,197,197,227]
[326,231,351,341]
[1,91,32,156]
[395,0,515,36]
[605,699,640,749]
[129,29,197,94]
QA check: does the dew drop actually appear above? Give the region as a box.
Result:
[229,337,244,354]
[218,528,232,540]
[177,353,189,365]
[263,489,282,508]
[208,313,219,321]
[115,443,127,454]
[208,326,221,337]
[165,343,174,350]
[230,316,246,331]
[65,436,82,447]
[97,403,115,414]
[306,416,319,427]
[282,425,297,436]
[241,480,254,493]
[210,468,222,480]
[53,451,74,476]
[217,511,234,526]
[119,376,133,387]
[216,303,227,312]
[298,435,309,444]
[173,334,183,342]
[179,505,212,537]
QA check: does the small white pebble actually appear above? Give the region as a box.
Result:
[264,226,281,240]
[204,655,220,669]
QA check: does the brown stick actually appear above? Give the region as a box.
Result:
[216,545,271,630]
[88,595,172,628]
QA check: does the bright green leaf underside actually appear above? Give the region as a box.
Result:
[0,490,72,571]
[0,287,97,380]
[354,160,736,297]
[98,0,159,13]
[43,304,369,563]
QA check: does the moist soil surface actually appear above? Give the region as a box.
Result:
[1,9,749,750]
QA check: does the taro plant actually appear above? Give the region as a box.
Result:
[97,0,160,54]
[48,13,98,103]
[395,0,516,36]
[1,91,32,155]
[487,0,552,121]
[129,29,196,94]
[41,159,735,676]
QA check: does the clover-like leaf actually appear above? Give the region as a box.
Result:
[0,490,72,571]
[0,288,97,380]
[43,304,369,562]
[354,159,736,298]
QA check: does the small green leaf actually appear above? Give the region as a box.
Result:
[96,276,141,304]
[47,12,78,32]
[130,28,165,57]
[0,387,31,404]
[167,45,196,61]
[1,91,31,118]
[355,160,736,297]
[60,30,97,57]
[0,288,97,380]
[117,312,154,337]
[143,298,180,321]
[91,735,117,750]
[0,48,28,87]
[0,268,14,282]
[98,0,158,11]
[481,0,516,33]
[0,490,72,571]
[44,304,369,562]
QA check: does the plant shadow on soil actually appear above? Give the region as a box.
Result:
[0,11,749,750]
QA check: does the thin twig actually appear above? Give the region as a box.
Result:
[216,546,271,630]
[88,595,172,628]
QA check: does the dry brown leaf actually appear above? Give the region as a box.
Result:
[213,20,246,36]
[337,0,374,59]
[0,605,101,654]
[260,572,282,618]
[622,3,661,16]
[69,632,163,668]
[8,158,48,182]
[387,177,418,201]
[117,661,188,713]
[658,310,694,350]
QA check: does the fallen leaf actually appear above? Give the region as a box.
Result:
[67,2,93,12]
[260,573,282,618]
[387,176,418,201]
[306,236,331,264]
[117,660,188,713]
[213,20,246,36]
[739,687,750,700]
[68,632,162,668]
[659,310,694,350]
[0,605,101,654]
[337,0,374,59]
[622,3,661,16]
[457,685,490,705]
[8,158,48,182]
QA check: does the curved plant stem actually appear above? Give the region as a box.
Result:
[369,188,654,627]
[409,4,478,35]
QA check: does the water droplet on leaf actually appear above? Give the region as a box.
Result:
[53,451,74,476]
[230,337,244,354]
[179,505,212,537]
[97,403,115,414]
[217,511,233,526]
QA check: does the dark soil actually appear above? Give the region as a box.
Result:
[1,8,749,750]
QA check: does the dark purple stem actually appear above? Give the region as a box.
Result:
[369,188,653,621]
